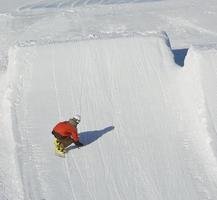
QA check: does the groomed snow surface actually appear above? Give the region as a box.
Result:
[1,32,217,200]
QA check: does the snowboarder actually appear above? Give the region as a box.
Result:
[52,114,84,157]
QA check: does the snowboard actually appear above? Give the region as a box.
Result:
[55,148,65,158]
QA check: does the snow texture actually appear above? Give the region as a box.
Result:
[1,0,217,200]
[0,32,217,200]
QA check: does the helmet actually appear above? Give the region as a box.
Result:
[69,114,81,125]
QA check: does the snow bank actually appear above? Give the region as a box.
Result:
[185,45,217,132]
[179,45,217,198]
[184,45,217,164]
[3,32,217,200]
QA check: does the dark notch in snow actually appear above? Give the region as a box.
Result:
[173,48,188,67]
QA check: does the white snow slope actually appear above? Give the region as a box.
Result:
[1,32,217,200]
[1,0,217,200]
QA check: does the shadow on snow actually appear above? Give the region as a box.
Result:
[172,48,188,67]
[67,126,115,150]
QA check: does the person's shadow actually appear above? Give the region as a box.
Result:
[67,126,115,150]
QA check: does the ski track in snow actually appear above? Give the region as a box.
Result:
[164,15,217,38]
[51,45,78,200]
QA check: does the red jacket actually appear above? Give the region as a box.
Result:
[53,121,79,142]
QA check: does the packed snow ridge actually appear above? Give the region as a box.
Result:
[1,32,217,200]
[17,0,161,11]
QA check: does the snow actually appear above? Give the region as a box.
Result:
[1,0,217,199]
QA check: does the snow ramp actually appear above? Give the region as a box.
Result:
[4,33,217,200]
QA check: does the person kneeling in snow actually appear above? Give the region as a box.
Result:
[52,115,84,155]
